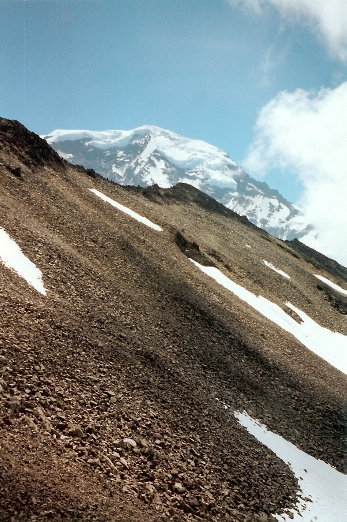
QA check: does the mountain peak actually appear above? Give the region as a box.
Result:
[44,125,240,185]
[44,124,314,242]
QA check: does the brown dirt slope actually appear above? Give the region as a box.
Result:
[0,118,345,521]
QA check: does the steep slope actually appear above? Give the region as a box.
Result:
[43,126,313,241]
[1,118,346,521]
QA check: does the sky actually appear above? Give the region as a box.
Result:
[1,0,346,263]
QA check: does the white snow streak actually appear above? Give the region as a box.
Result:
[190,260,347,373]
[263,260,290,279]
[0,228,46,295]
[314,274,347,296]
[234,411,347,522]
[89,189,163,231]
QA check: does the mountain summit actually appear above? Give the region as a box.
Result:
[44,126,312,241]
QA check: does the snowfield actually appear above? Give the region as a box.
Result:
[89,189,163,231]
[190,260,347,373]
[0,228,46,295]
[235,411,347,522]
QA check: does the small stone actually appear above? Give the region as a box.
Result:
[87,458,101,466]
[123,438,137,448]
[67,424,84,438]
[101,454,117,471]
[7,400,21,412]
[146,483,156,495]
[25,416,38,431]
[174,482,186,494]
[119,457,128,468]
[257,514,268,522]
[143,447,156,459]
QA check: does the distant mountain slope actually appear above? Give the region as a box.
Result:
[1,118,346,521]
[44,126,313,241]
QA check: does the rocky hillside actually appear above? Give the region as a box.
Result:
[43,126,312,241]
[0,118,346,521]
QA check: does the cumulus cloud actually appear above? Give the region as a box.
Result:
[227,0,347,62]
[243,82,347,265]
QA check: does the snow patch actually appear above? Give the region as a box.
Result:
[263,260,290,279]
[234,411,347,522]
[314,274,347,296]
[56,150,73,160]
[89,189,162,232]
[190,260,347,373]
[0,228,46,295]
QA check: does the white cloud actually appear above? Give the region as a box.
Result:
[227,0,347,62]
[244,82,347,265]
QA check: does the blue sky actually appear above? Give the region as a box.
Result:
[0,1,346,224]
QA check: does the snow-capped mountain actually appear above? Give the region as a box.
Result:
[44,126,312,240]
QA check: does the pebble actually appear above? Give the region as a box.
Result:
[123,437,137,448]
[67,424,84,438]
[119,457,128,468]
[7,399,21,412]
[173,482,186,494]
[0,355,8,366]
